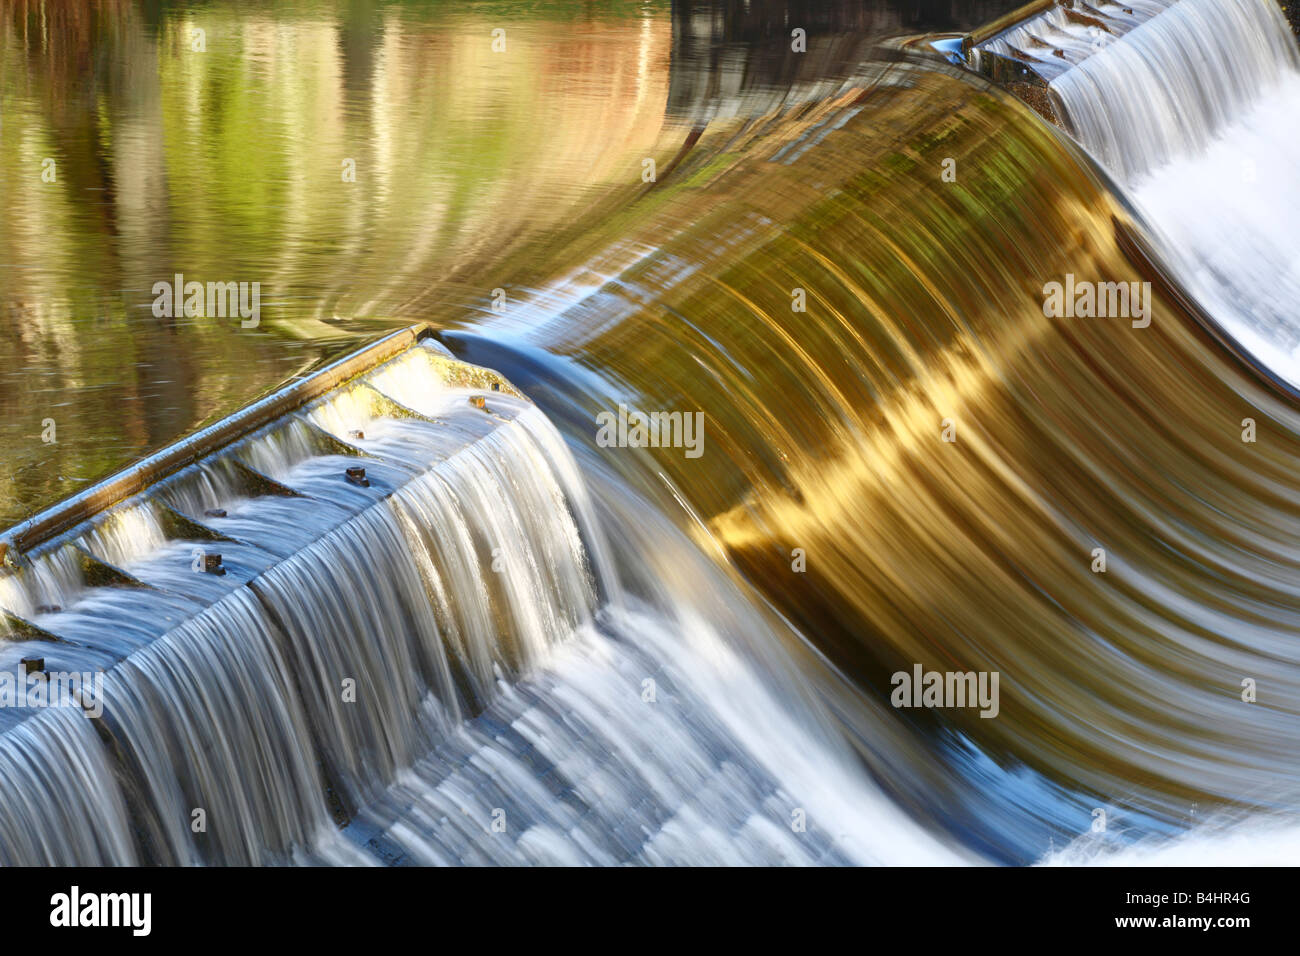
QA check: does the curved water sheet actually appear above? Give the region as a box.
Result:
[429,42,1300,863]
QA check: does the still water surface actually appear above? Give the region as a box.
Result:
[0,0,1014,525]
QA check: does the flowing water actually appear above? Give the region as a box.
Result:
[1,0,1300,866]
[1049,0,1300,386]
[0,339,962,865]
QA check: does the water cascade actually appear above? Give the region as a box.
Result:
[0,334,954,865]
[3,0,1300,868]
[1005,0,1300,385]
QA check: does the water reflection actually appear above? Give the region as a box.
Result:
[5,0,1299,866]
[0,0,1015,526]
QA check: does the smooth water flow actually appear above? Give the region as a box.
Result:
[3,0,1300,868]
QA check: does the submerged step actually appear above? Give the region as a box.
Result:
[0,322,616,865]
[0,324,526,659]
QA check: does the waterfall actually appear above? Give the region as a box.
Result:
[1046,0,1300,385]
[978,0,1172,82]
[1048,0,1299,180]
[100,591,349,865]
[0,706,137,866]
[0,341,950,865]
[4,0,1298,868]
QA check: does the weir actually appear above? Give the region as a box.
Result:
[0,325,947,865]
[968,1,1169,83]
[0,327,597,862]
[959,0,1161,125]
[431,0,1300,861]
[4,0,1300,869]
[962,0,1300,168]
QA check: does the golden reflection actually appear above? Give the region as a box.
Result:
[461,64,1300,820]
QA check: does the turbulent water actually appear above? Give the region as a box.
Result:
[2,0,1300,866]
[0,341,960,865]
[1049,0,1300,386]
